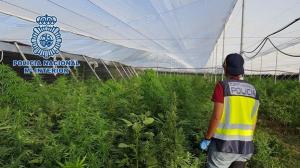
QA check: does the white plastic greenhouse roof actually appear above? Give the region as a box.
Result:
[205,0,300,74]
[0,0,299,74]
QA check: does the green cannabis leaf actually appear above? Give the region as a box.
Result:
[143,117,154,125]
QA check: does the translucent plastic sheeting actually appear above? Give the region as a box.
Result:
[0,13,164,66]
[206,0,300,74]
[0,0,237,72]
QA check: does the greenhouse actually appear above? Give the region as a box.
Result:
[0,0,299,167]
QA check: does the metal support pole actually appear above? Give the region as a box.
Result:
[214,44,218,83]
[274,51,278,84]
[0,50,3,63]
[298,66,300,83]
[123,67,129,77]
[221,26,226,81]
[170,57,172,77]
[101,59,115,80]
[156,55,158,76]
[59,53,76,80]
[251,59,253,77]
[126,66,133,76]
[126,67,134,77]
[14,42,36,77]
[210,46,215,82]
[82,55,101,81]
[131,67,139,77]
[120,63,130,78]
[133,67,139,77]
[82,61,85,79]
[53,55,57,77]
[112,61,124,79]
[129,67,135,77]
[240,0,245,54]
[260,54,263,80]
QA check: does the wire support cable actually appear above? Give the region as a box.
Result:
[242,17,300,59]
[268,38,300,57]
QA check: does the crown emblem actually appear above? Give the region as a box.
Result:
[36,14,57,25]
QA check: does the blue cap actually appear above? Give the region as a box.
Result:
[224,53,244,75]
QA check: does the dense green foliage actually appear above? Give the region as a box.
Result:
[0,64,299,168]
[250,78,300,126]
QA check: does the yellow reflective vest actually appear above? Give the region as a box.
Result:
[213,80,259,154]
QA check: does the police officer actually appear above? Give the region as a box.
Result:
[200,53,259,168]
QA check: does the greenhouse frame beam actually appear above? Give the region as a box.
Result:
[100,59,115,81]
[125,66,132,76]
[0,50,3,63]
[120,63,130,78]
[82,55,102,81]
[127,67,134,77]
[59,53,77,80]
[112,61,124,79]
[14,42,36,77]
[132,67,139,77]
[128,66,136,76]
[0,41,87,62]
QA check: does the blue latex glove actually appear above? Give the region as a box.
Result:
[199,139,211,151]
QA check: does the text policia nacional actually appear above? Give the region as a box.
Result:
[13,60,80,74]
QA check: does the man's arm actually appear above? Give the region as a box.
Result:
[205,102,224,139]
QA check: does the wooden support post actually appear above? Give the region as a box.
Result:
[101,59,115,80]
[82,55,101,81]
[14,42,36,77]
[112,61,124,79]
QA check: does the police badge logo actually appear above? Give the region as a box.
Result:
[31,14,62,59]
